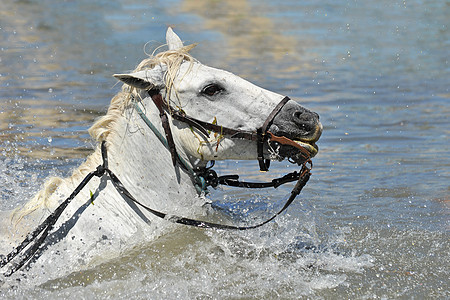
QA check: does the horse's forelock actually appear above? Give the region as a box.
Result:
[133,44,197,105]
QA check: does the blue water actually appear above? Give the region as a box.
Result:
[1,0,448,298]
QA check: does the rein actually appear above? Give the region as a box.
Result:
[1,92,313,277]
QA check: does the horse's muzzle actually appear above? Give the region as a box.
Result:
[269,100,322,162]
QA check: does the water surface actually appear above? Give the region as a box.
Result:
[1,0,448,298]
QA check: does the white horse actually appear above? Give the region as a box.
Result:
[0,28,322,280]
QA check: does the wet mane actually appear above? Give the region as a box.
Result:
[12,45,197,225]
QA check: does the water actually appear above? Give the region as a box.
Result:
[1,0,449,298]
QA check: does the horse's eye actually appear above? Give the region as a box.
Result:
[201,84,224,97]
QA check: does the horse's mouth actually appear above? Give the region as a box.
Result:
[293,139,319,157]
[268,137,318,165]
[293,122,322,161]
[268,124,321,165]
[285,139,319,165]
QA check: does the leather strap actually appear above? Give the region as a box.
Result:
[148,90,178,166]
[257,96,291,171]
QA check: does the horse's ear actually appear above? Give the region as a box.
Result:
[166,27,184,50]
[113,66,165,90]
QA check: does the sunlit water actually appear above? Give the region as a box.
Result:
[1,0,448,298]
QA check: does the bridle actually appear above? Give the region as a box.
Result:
[1,89,315,277]
[147,89,308,172]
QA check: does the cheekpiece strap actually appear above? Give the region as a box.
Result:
[257,96,291,171]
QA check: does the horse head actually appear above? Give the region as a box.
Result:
[114,28,322,169]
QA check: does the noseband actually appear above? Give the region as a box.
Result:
[148,89,302,171]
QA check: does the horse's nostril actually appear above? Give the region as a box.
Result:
[293,111,303,119]
[294,110,319,123]
[290,109,320,135]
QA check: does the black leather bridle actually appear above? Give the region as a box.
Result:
[147,89,307,172]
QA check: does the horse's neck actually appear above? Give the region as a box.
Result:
[0,96,208,279]
[104,101,202,212]
[6,100,202,246]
